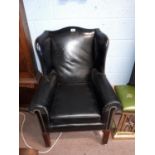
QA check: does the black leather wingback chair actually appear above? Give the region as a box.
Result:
[29,27,121,147]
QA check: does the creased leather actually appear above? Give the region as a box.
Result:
[51,28,95,83]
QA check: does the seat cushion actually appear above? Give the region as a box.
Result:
[115,85,135,112]
[49,83,101,124]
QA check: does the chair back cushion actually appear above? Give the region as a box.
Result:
[51,27,95,83]
[36,27,108,83]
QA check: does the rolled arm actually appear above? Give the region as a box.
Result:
[91,69,121,128]
[91,69,120,107]
[29,71,57,116]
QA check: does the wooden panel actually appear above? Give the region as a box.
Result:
[19,87,37,110]
[19,19,33,73]
[19,0,38,87]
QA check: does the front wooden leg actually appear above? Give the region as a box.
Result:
[102,130,110,144]
[36,112,51,147]
[43,132,51,147]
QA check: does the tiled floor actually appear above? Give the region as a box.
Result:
[19,112,134,155]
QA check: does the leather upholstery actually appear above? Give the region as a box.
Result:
[30,26,120,132]
[51,29,94,83]
[47,122,105,132]
[35,27,108,77]
[91,69,120,110]
[29,70,57,115]
[49,83,101,124]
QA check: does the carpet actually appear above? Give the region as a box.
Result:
[19,112,134,155]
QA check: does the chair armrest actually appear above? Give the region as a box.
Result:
[29,71,57,117]
[91,69,120,108]
[91,69,121,128]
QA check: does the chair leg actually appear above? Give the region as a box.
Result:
[42,132,51,147]
[102,130,110,144]
[36,112,51,147]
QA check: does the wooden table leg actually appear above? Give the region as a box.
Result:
[117,113,125,131]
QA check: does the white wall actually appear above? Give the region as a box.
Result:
[23,0,135,85]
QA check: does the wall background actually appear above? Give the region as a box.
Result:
[23,0,135,85]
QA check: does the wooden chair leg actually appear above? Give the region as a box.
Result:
[102,130,110,144]
[43,132,51,147]
[36,112,51,147]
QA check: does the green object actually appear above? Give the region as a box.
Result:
[115,85,135,112]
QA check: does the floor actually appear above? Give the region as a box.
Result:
[19,112,135,155]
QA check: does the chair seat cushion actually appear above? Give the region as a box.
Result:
[49,83,101,124]
[115,85,135,112]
